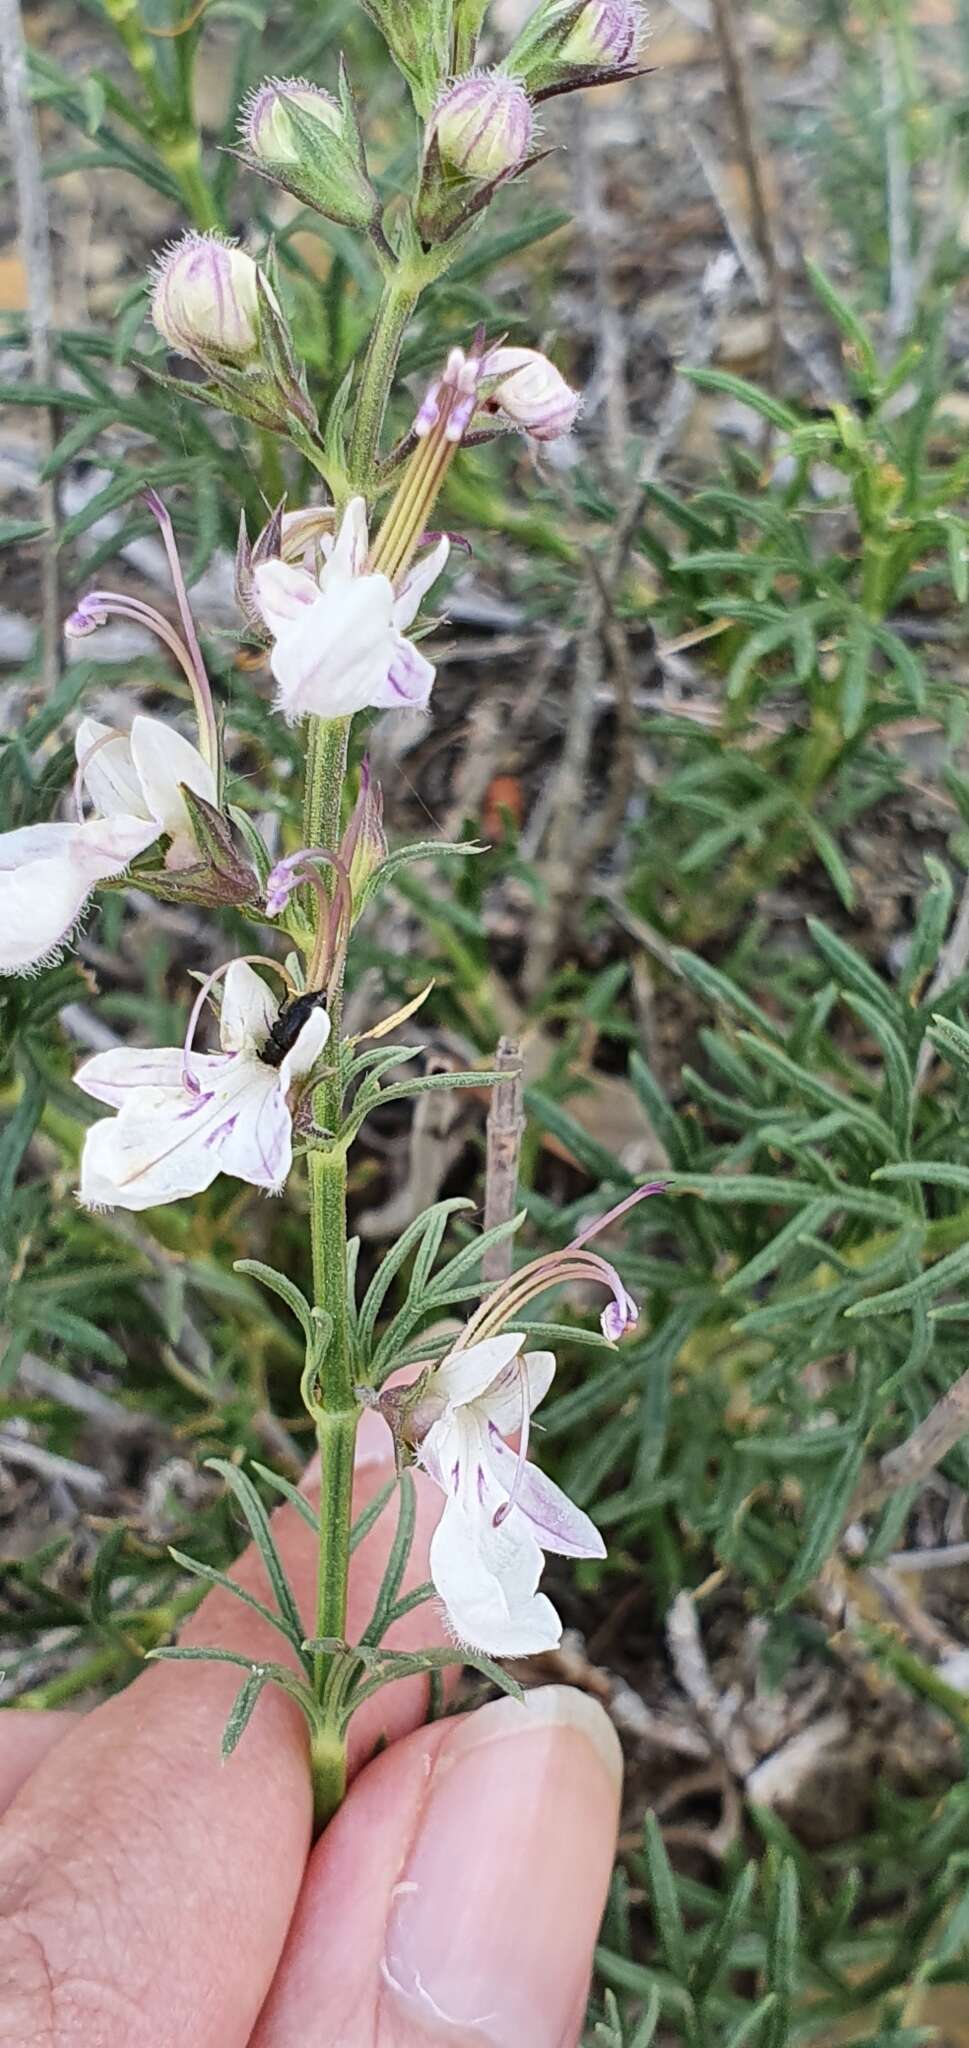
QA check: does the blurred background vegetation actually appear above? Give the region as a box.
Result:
[5,0,969,2037]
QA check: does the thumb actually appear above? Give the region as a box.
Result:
[252,1684,622,2048]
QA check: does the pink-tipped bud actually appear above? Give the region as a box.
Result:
[151,233,264,368]
[482,345,580,441]
[560,0,645,67]
[432,72,533,180]
[601,1285,639,1342]
[242,77,342,164]
[339,758,387,911]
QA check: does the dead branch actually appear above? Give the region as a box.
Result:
[482,1037,525,1284]
[852,1364,969,1519]
[707,0,784,383]
[0,0,61,692]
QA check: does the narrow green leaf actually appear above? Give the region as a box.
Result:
[221,1669,268,1759]
[779,1441,864,1602]
[680,367,801,430]
[845,1238,969,1317]
[204,1459,306,1650]
[168,1547,309,1663]
[249,1463,320,1532]
[233,1259,314,1345]
[643,1812,689,1982]
[361,1473,416,1647]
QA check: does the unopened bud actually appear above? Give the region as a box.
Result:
[503,0,646,96]
[339,758,387,912]
[243,77,341,162]
[151,233,265,369]
[482,345,580,441]
[432,72,533,179]
[559,0,643,66]
[237,70,378,232]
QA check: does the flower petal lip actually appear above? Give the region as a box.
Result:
[392,534,451,633]
[369,635,436,711]
[78,1056,292,1210]
[485,1437,606,1558]
[268,573,399,722]
[482,1348,556,1435]
[0,815,159,977]
[219,958,280,1056]
[127,715,218,868]
[429,1495,562,1655]
[436,1332,527,1409]
[76,719,150,820]
[74,1045,189,1109]
[251,558,320,636]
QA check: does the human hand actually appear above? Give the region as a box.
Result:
[0,1412,621,2046]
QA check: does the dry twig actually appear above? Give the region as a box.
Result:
[0,0,61,692]
[706,0,783,383]
[482,1038,525,1285]
[852,1364,969,1519]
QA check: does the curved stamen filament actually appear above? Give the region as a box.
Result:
[144,490,220,784]
[68,576,219,785]
[181,954,295,1094]
[73,727,131,824]
[569,1183,667,1251]
[493,1351,530,1529]
[459,1181,666,1348]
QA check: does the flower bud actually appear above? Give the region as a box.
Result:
[339,757,387,912]
[503,0,646,96]
[242,78,342,163]
[237,69,378,232]
[432,72,533,180]
[559,0,643,67]
[151,233,264,369]
[482,346,580,441]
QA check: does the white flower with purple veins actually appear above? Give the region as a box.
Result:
[76,960,329,1212]
[0,714,215,978]
[251,495,449,724]
[418,1331,606,1656]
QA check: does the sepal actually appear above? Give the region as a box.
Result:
[416,127,549,246]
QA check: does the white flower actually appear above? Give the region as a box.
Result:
[482,346,580,441]
[252,496,449,725]
[75,961,330,1211]
[0,817,160,977]
[0,715,215,978]
[417,1331,605,1656]
[76,713,218,870]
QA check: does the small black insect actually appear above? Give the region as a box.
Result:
[260,988,329,1069]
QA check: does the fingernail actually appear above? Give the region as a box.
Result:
[382,1685,622,2045]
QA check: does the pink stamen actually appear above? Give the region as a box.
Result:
[569,1182,667,1251]
[144,491,220,784]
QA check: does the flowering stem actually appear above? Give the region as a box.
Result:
[346,278,420,491]
[301,711,356,1829]
[302,715,351,856]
